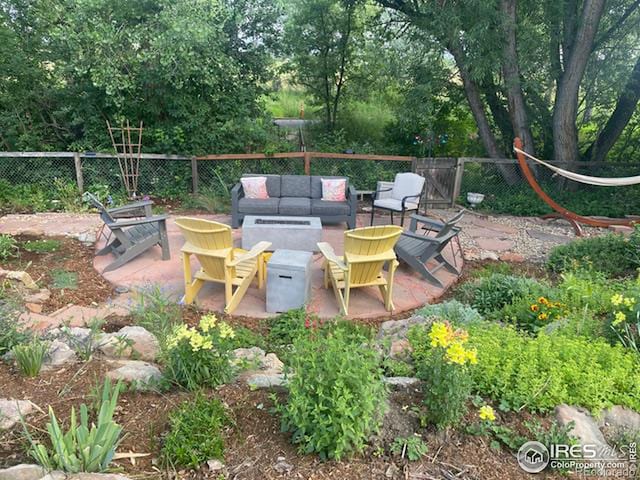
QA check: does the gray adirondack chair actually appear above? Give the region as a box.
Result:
[83,193,170,272]
[394,213,463,287]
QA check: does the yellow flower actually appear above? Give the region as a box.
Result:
[530,304,539,312]
[479,405,496,422]
[537,313,548,321]
[218,321,235,339]
[189,331,207,352]
[623,297,636,309]
[538,297,548,305]
[611,294,624,306]
[445,342,468,365]
[199,314,218,333]
[465,348,478,365]
[613,311,627,326]
[429,322,452,348]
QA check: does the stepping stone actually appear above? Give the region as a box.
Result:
[527,229,572,244]
[475,237,515,252]
[0,399,38,430]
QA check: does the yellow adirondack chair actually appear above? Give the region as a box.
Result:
[318,225,403,315]
[175,217,271,313]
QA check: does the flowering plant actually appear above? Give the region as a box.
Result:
[503,295,568,334]
[609,291,640,353]
[409,322,477,429]
[164,314,236,390]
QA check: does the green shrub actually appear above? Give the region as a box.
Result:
[162,395,231,469]
[457,274,547,315]
[22,239,61,254]
[609,286,640,353]
[163,314,235,390]
[267,308,311,349]
[51,269,78,289]
[498,295,568,334]
[417,300,483,324]
[382,357,415,377]
[556,270,619,315]
[390,435,428,461]
[0,304,30,356]
[547,234,636,277]
[0,234,18,260]
[468,323,640,413]
[25,378,123,473]
[409,322,477,429]
[226,325,267,350]
[277,327,387,460]
[12,339,48,377]
[132,286,182,346]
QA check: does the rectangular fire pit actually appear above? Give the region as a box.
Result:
[242,215,322,252]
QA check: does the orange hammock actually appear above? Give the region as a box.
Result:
[513,137,636,236]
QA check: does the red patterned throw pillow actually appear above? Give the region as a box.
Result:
[321,178,347,201]
[241,177,269,199]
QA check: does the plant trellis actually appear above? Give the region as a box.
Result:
[107,120,143,198]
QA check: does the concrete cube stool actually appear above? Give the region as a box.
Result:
[266,249,313,313]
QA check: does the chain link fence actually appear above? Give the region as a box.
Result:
[1,152,638,218]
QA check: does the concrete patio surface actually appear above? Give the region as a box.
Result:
[0,208,597,321]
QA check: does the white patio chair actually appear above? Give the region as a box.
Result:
[369,172,425,226]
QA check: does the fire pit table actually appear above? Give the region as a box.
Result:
[241,215,323,252]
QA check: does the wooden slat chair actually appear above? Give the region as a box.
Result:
[175,217,271,313]
[414,210,464,270]
[83,193,170,272]
[394,213,462,287]
[318,225,403,316]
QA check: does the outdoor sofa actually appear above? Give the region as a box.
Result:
[231,174,357,228]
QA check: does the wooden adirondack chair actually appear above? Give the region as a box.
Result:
[318,225,403,315]
[175,217,271,313]
[83,192,170,273]
[394,213,462,287]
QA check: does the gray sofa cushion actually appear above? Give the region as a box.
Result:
[311,176,349,199]
[242,174,281,198]
[281,175,311,197]
[238,198,279,214]
[311,199,350,216]
[279,197,311,215]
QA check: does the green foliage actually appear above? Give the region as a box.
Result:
[0,304,30,356]
[390,435,428,461]
[276,327,387,460]
[163,315,235,390]
[266,308,313,358]
[468,323,640,413]
[226,326,267,351]
[161,395,231,469]
[0,234,18,260]
[131,286,182,347]
[51,269,78,290]
[417,300,483,324]
[457,273,547,315]
[408,322,476,429]
[22,239,61,254]
[525,420,577,452]
[609,284,640,353]
[25,378,123,473]
[381,357,415,377]
[498,295,568,335]
[12,339,48,377]
[547,234,637,277]
[56,319,105,361]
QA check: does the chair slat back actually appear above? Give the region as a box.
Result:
[437,210,464,238]
[175,217,234,280]
[344,225,402,285]
[83,192,116,224]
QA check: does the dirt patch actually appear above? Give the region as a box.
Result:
[3,235,113,313]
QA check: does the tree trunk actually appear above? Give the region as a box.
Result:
[500,0,535,155]
[552,0,606,162]
[583,56,640,162]
[449,41,521,184]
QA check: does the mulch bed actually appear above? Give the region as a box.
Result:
[0,358,574,480]
[3,235,113,313]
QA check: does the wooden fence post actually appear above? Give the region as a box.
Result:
[304,152,311,175]
[452,158,465,207]
[73,152,84,193]
[191,156,199,194]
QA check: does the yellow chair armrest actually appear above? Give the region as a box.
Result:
[317,242,347,271]
[227,241,272,267]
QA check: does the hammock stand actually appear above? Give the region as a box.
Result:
[513,137,637,236]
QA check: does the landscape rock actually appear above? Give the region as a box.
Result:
[25,303,43,313]
[75,231,97,245]
[479,250,500,261]
[499,252,525,263]
[246,373,287,389]
[389,339,412,359]
[23,289,51,304]
[37,474,65,480]
[233,347,283,374]
[43,339,77,367]
[273,456,293,474]
[262,353,284,373]
[599,405,640,436]
[0,464,45,480]
[50,326,94,346]
[207,459,225,473]
[377,315,431,343]
[382,376,420,389]
[233,347,266,363]
[99,326,160,361]
[527,229,571,245]
[106,360,162,389]
[68,474,132,480]
[0,399,38,430]
[475,238,514,252]
[555,404,615,459]
[0,269,38,290]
